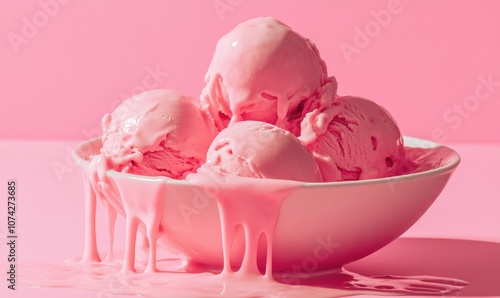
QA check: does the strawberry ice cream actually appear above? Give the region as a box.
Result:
[98,89,217,179]
[199,120,323,182]
[201,17,338,137]
[300,96,406,181]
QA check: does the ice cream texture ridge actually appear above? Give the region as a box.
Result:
[20,17,465,298]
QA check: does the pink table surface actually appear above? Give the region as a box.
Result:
[0,139,499,297]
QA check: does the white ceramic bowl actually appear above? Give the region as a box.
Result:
[72,137,460,272]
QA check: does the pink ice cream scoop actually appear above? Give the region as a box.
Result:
[300,96,406,181]
[99,89,218,179]
[201,17,337,136]
[199,120,323,182]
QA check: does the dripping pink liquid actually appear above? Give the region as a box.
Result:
[17,137,466,297]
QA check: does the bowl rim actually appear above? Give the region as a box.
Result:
[71,136,461,187]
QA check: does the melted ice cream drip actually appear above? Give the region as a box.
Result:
[53,145,468,297]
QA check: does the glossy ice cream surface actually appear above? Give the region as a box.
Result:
[98,89,217,179]
[199,120,323,182]
[201,17,338,137]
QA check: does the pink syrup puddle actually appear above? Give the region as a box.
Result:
[18,260,467,297]
[17,145,468,297]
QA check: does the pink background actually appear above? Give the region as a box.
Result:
[1,0,499,143]
[1,2,500,297]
